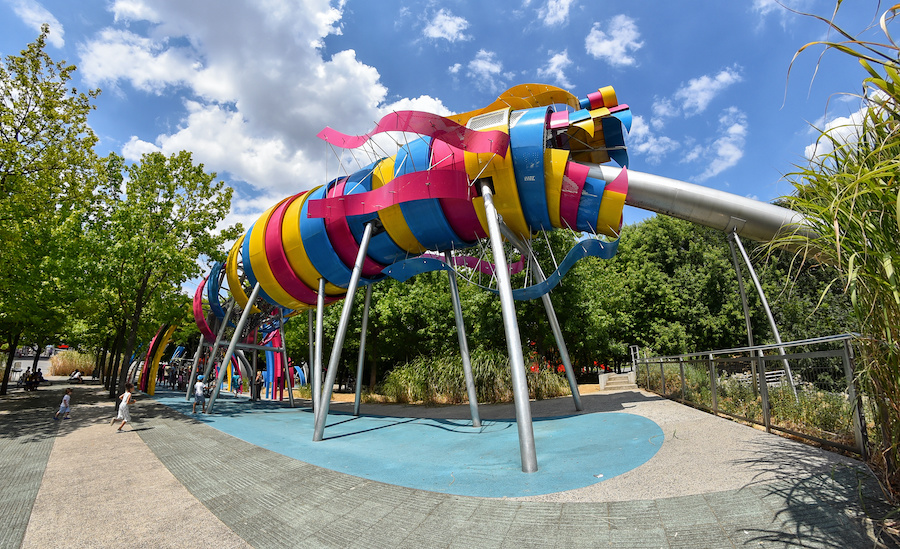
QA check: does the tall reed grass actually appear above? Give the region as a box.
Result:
[377,350,571,405]
[49,351,95,376]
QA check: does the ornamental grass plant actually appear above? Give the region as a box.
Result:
[771,2,900,494]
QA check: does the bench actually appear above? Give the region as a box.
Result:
[733,370,795,388]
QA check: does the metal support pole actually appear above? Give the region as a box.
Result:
[313,279,326,415]
[444,251,481,427]
[202,313,233,381]
[353,285,373,417]
[313,222,375,442]
[498,226,582,411]
[308,310,314,396]
[757,349,772,432]
[481,182,537,473]
[185,334,205,401]
[727,238,756,348]
[190,300,235,399]
[278,312,294,407]
[709,354,718,414]
[842,340,868,459]
[679,357,686,401]
[731,231,798,400]
[208,283,261,414]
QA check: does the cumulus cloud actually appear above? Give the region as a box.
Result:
[537,0,575,27]
[804,103,867,161]
[674,65,743,116]
[584,14,643,67]
[423,9,470,42]
[627,115,679,165]
[536,50,573,88]
[8,0,65,47]
[467,49,505,93]
[696,107,748,181]
[74,1,390,201]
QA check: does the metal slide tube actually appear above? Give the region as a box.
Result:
[586,165,811,243]
[208,283,261,413]
[499,226,583,411]
[313,279,326,415]
[185,334,205,401]
[481,182,538,473]
[313,222,375,442]
[731,233,798,400]
[445,251,482,427]
[353,285,373,416]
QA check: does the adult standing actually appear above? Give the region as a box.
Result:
[253,370,264,402]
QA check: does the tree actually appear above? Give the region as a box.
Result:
[0,26,99,395]
[87,151,241,399]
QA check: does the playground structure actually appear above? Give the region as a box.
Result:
[187,83,807,473]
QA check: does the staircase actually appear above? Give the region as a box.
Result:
[598,372,638,392]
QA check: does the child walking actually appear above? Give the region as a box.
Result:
[112,383,135,432]
[54,388,73,420]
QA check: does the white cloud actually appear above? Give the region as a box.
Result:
[467,49,505,93]
[627,115,679,164]
[448,63,461,74]
[673,65,742,116]
[804,105,866,161]
[78,29,198,95]
[111,0,161,23]
[697,107,748,181]
[584,14,643,67]
[69,0,414,236]
[538,0,575,27]
[536,50,573,88]
[423,9,470,42]
[8,0,65,47]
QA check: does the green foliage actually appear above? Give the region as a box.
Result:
[0,27,101,393]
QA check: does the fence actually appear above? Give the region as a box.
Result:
[635,334,868,458]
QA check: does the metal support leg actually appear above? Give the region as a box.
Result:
[730,231,798,400]
[727,238,756,349]
[445,251,481,427]
[190,300,235,400]
[353,285,373,416]
[481,182,537,473]
[202,300,237,382]
[498,226,582,411]
[185,334,205,400]
[313,222,375,442]
[208,283,261,414]
[308,310,314,395]
[313,279,326,415]
[278,313,294,407]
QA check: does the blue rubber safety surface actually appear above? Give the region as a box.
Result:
[152,390,664,498]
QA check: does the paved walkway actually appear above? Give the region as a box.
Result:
[1,380,897,548]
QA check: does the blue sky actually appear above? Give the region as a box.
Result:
[0,0,881,235]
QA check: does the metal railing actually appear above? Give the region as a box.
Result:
[635,334,868,458]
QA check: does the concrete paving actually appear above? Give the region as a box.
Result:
[1,379,897,548]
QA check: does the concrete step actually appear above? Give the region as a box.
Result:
[598,372,638,391]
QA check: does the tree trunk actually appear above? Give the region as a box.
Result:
[107,321,126,397]
[0,331,23,396]
[115,275,150,402]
